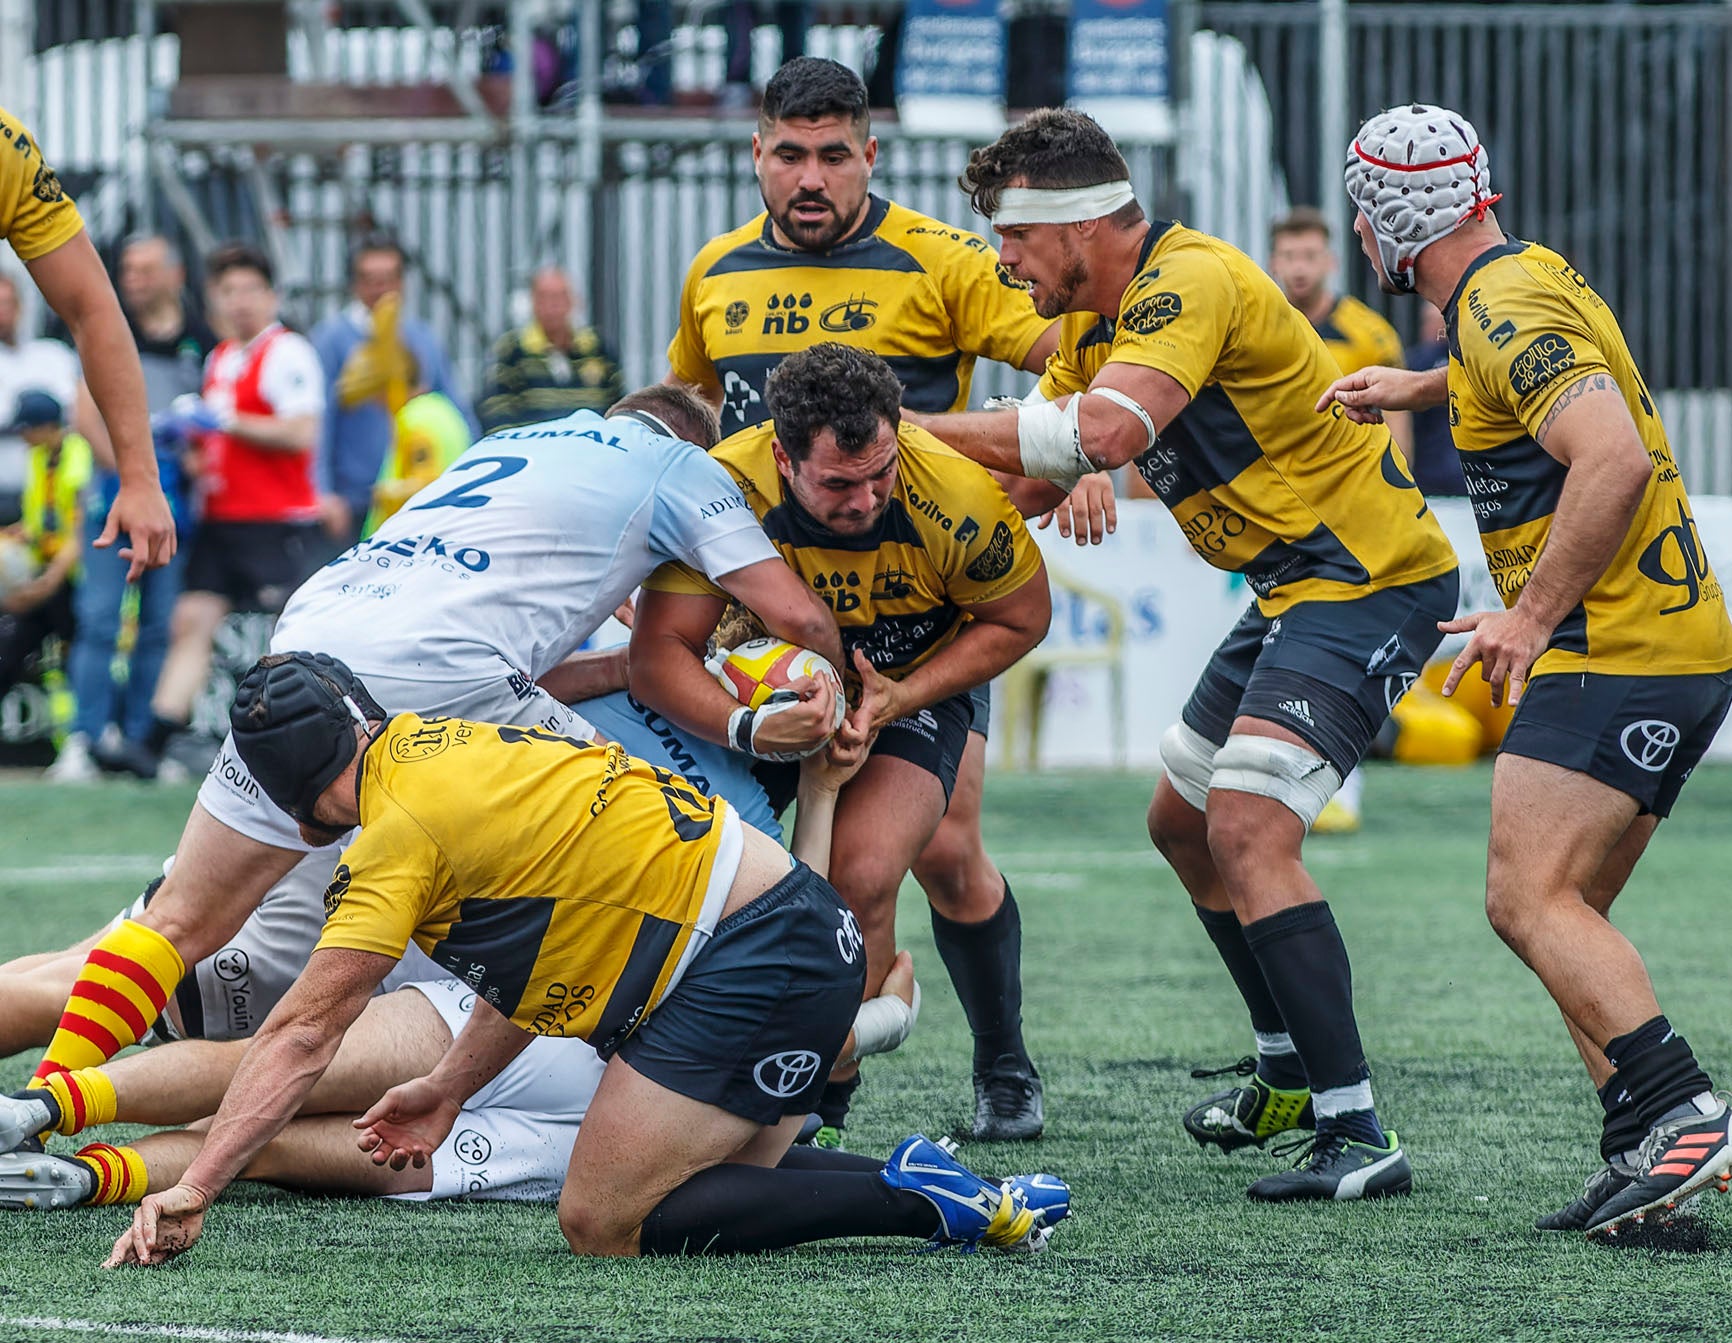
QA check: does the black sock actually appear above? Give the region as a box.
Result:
[1605,1016,1713,1131]
[1243,901,1382,1145]
[639,1162,937,1255]
[930,882,1033,1078]
[1192,904,1306,1088]
[817,1075,861,1130]
[776,1146,884,1175]
[1597,1073,1645,1164]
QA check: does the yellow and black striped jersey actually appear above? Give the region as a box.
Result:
[1040,220,1456,615]
[668,195,1051,436]
[1313,294,1404,375]
[1446,239,1732,679]
[643,421,1043,677]
[314,714,731,1052]
[0,106,82,262]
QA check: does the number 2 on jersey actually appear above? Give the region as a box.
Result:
[411,455,527,511]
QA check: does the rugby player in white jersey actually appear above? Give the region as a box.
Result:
[7,385,843,1126]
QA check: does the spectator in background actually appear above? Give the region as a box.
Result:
[144,243,324,781]
[1405,301,1468,498]
[478,266,624,434]
[0,390,89,699]
[720,3,808,109]
[310,234,474,548]
[0,273,79,524]
[52,235,215,782]
[1268,206,1411,455]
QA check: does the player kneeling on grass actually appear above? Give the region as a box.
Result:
[105,653,1067,1264]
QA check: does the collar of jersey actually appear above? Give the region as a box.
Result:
[1443,233,1529,360]
[758,193,891,255]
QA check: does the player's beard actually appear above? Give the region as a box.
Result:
[771,191,858,252]
[1034,238,1089,319]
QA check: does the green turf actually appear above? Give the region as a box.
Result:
[2,763,1731,1342]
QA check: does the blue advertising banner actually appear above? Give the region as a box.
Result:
[895,0,1007,135]
[1066,0,1173,141]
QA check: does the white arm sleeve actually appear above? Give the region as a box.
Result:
[648,439,778,580]
[259,333,328,418]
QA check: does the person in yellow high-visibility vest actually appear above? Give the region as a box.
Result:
[0,388,91,694]
[361,389,473,537]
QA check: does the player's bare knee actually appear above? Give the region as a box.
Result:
[558,1203,637,1258]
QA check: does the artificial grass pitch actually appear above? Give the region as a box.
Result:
[2,763,1729,1341]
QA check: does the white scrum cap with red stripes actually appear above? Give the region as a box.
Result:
[1344,104,1501,292]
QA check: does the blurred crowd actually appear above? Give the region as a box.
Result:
[0,233,624,780]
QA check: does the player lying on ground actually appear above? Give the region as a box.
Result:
[633,343,1053,1148]
[906,108,1460,1202]
[104,654,1068,1264]
[18,385,843,1122]
[1321,102,1732,1236]
[2,956,922,1218]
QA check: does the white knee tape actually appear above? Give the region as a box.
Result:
[1208,735,1343,829]
[1158,721,1219,812]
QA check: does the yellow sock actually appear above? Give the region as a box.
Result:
[31,919,184,1085]
[74,1142,149,1205]
[40,1067,119,1136]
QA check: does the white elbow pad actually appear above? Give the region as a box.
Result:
[1016,395,1092,490]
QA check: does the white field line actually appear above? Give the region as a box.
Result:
[0,857,165,883]
[0,1317,397,1343]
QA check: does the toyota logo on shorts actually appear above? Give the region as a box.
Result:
[1620,719,1681,772]
[753,1050,821,1099]
[454,1129,492,1165]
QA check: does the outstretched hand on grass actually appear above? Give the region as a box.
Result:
[104,1181,209,1267]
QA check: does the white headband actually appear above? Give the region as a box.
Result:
[990,180,1136,227]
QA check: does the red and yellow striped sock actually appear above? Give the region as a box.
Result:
[74,1142,149,1205]
[30,919,184,1086]
[39,1067,119,1137]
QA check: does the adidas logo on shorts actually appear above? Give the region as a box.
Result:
[1276,698,1315,726]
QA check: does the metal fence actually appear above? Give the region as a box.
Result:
[15,4,1732,483]
[1196,1,1732,396]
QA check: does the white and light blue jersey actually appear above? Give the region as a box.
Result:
[274,410,773,681]
[578,690,781,841]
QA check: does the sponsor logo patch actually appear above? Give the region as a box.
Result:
[323,864,351,919]
[724,300,749,332]
[964,521,1016,583]
[1121,290,1183,336]
[1508,333,1577,397]
[819,296,877,333]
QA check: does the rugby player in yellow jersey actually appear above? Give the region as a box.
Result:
[905,108,1461,1202]
[1269,205,1411,834]
[105,653,1068,1263]
[633,343,1052,1143]
[1321,103,1732,1235]
[665,58,1088,1143]
[0,105,173,576]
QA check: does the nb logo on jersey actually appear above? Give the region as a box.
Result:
[819,296,877,333]
[1638,500,1718,615]
[1620,719,1681,773]
[813,569,862,614]
[762,292,813,335]
[754,1050,822,1099]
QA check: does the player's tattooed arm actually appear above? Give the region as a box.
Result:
[1533,372,1615,449]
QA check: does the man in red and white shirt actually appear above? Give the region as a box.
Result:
[146,243,325,775]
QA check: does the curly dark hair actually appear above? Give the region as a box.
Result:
[960,108,1142,228]
[760,57,870,140]
[608,383,721,450]
[765,343,902,462]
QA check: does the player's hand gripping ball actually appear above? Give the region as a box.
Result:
[706,637,847,760]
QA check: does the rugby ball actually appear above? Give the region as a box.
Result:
[711,637,842,710]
